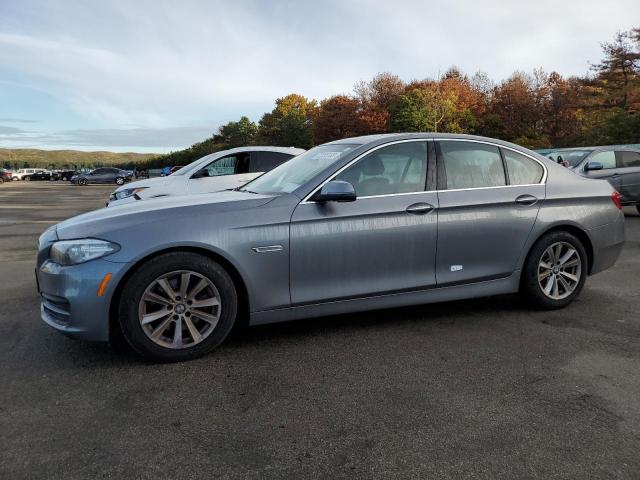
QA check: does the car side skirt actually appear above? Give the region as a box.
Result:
[250,271,521,326]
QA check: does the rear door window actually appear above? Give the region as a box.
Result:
[617,151,640,168]
[439,141,506,190]
[249,151,293,173]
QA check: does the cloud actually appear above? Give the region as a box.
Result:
[0,118,38,123]
[0,125,219,153]
[0,0,639,151]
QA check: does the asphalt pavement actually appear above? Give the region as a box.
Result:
[1,181,639,479]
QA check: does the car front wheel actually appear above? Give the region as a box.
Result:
[521,231,587,309]
[24,176,31,181]
[118,252,238,362]
[115,177,125,185]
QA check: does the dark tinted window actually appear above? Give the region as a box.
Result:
[617,151,640,167]
[335,141,427,196]
[92,168,106,175]
[250,151,293,173]
[440,141,506,189]
[503,149,544,185]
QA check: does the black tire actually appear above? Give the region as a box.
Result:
[118,252,238,362]
[636,205,640,215]
[521,230,588,309]
[24,176,31,181]
[78,178,87,186]
[115,177,125,185]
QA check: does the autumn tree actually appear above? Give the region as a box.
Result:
[257,94,317,148]
[313,95,364,144]
[354,72,405,133]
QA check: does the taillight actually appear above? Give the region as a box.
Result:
[611,190,623,210]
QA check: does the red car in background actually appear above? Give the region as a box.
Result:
[1,169,12,183]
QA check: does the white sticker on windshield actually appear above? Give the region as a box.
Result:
[313,151,343,161]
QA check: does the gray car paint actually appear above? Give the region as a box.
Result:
[572,147,640,205]
[36,133,625,342]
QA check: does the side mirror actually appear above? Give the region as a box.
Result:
[315,180,356,202]
[585,161,603,171]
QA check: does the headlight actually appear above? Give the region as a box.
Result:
[111,187,148,201]
[50,239,120,265]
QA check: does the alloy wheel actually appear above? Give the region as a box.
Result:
[138,270,221,349]
[537,241,582,300]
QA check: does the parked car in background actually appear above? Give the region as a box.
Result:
[50,170,78,181]
[107,146,304,207]
[36,133,624,362]
[562,147,640,214]
[28,171,53,181]
[1,168,12,183]
[71,167,132,186]
[11,168,47,181]
[169,166,185,175]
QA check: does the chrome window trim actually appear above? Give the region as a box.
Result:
[438,138,548,187]
[301,137,548,204]
[301,139,431,204]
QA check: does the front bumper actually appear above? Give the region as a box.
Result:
[36,258,130,342]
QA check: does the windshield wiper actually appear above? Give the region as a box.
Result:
[235,187,260,194]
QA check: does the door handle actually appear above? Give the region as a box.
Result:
[406,202,434,215]
[515,194,538,206]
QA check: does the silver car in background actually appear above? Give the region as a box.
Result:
[106,146,305,207]
[36,133,625,362]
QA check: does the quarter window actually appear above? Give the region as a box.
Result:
[439,141,506,190]
[335,141,428,197]
[503,149,543,185]
[588,150,616,169]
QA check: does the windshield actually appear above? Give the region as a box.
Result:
[546,150,593,167]
[241,144,359,194]
[171,152,223,176]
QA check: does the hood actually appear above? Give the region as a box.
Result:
[113,175,180,192]
[55,190,275,240]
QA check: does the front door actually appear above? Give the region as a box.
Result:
[435,140,545,285]
[582,150,623,192]
[290,140,438,305]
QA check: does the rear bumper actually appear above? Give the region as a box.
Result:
[589,212,625,275]
[36,258,130,342]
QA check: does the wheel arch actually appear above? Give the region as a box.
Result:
[522,223,594,277]
[108,245,250,343]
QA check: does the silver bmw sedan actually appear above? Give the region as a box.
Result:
[36,133,625,362]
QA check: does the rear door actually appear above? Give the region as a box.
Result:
[615,150,640,203]
[88,168,107,183]
[435,140,545,285]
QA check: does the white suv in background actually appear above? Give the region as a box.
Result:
[12,168,47,181]
[107,146,304,207]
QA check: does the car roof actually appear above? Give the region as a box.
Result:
[326,132,549,156]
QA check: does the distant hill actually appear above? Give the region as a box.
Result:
[0,148,161,170]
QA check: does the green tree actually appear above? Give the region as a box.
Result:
[390,85,459,133]
[217,116,257,148]
[257,94,317,148]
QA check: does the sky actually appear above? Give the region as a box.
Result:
[0,0,638,153]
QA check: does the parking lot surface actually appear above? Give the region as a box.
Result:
[1,181,639,479]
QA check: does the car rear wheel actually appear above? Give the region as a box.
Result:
[115,177,125,185]
[24,176,31,181]
[521,231,587,309]
[118,252,238,362]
